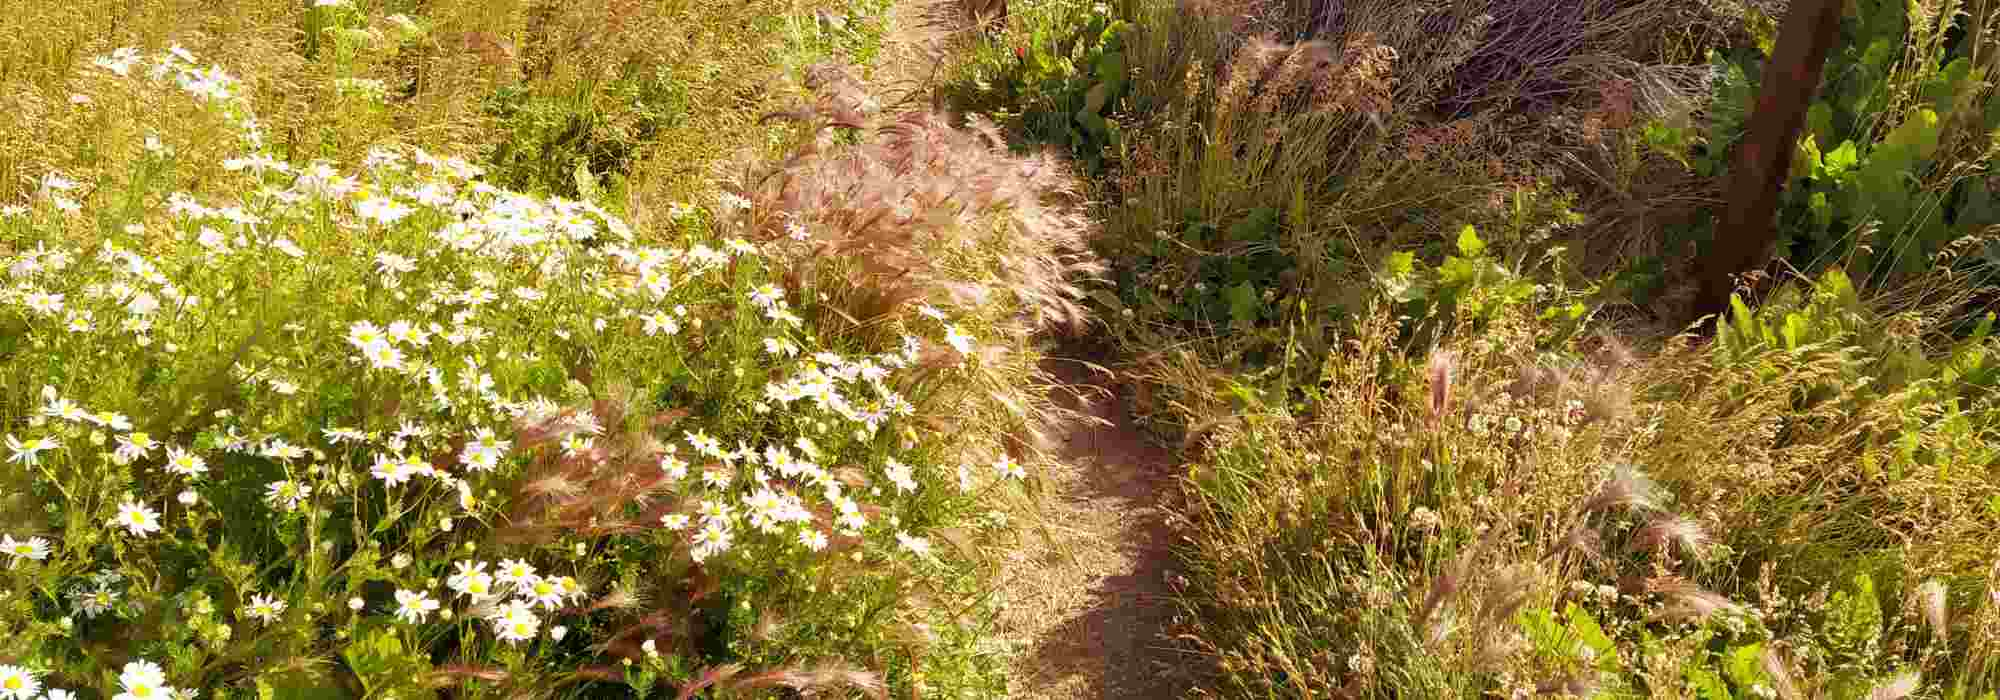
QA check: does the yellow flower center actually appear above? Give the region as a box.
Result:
[132,684,154,698]
[4,677,22,690]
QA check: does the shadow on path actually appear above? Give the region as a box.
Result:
[1004,355,1194,699]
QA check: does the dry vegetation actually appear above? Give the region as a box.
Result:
[6,0,2000,696]
[938,0,2000,696]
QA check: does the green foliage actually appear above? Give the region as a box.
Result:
[1378,225,1541,325]
[481,66,691,199]
[1671,0,2000,282]
[944,0,1131,174]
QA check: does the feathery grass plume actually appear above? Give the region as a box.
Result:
[1579,463,1660,514]
[746,61,1104,334]
[1913,579,1951,645]
[584,584,646,614]
[1427,349,1457,429]
[428,665,510,685]
[1550,522,1606,568]
[1868,671,1923,700]
[1760,646,1804,700]
[1646,575,1739,624]
[676,664,746,700]
[571,665,623,682]
[1319,33,1398,120]
[1414,525,1500,638]
[727,663,889,699]
[1476,564,1538,628]
[1629,514,1711,560]
[1535,673,1601,697]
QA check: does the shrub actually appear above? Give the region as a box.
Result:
[0,48,1060,698]
[1648,0,2000,289]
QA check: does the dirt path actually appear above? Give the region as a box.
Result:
[997,356,1192,699]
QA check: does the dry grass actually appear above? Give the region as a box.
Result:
[740,62,1105,335]
[0,0,846,211]
[994,357,1191,700]
[1165,274,2000,695]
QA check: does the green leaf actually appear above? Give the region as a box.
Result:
[1729,294,1757,345]
[1823,139,1859,177]
[1793,132,1822,180]
[1225,282,1261,326]
[1809,191,1833,230]
[1882,108,1943,162]
[1384,250,1416,278]
[1807,101,1834,144]
[341,624,431,698]
[573,161,601,203]
[1563,603,1616,671]
[1455,224,1486,257]
[1782,312,1807,350]
[1827,571,1885,655]
[1726,642,1768,688]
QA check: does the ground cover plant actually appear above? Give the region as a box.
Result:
[0,2,1109,695]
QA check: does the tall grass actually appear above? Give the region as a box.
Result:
[1168,266,2000,696]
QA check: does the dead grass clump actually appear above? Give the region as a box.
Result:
[741,62,1106,334]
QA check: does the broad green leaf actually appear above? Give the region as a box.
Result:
[573,161,601,203]
[1823,139,1859,177]
[1456,224,1486,257]
[1783,312,1807,350]
[1807,101,1834,143]
[1730,294,1757,346]
[1384,250,1416,278]
[1793,132,1822,180]
[1563,603,1617,671]
[1726,642,1768,688]
[1225,282,1261,325]
[1882,108,1942,162]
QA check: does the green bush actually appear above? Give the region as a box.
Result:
[939,0,1132,175]
[1659,0,2000,284]
[481,68,691,199]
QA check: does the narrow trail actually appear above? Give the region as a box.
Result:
[998,356,1192,699]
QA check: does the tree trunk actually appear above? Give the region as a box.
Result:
[1692,0,1847,322]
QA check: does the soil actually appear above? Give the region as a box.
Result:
[996,355,1194,699]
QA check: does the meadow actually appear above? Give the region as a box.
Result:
[0,0,1997,698]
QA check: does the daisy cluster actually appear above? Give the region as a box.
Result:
[0,46,1016,693]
